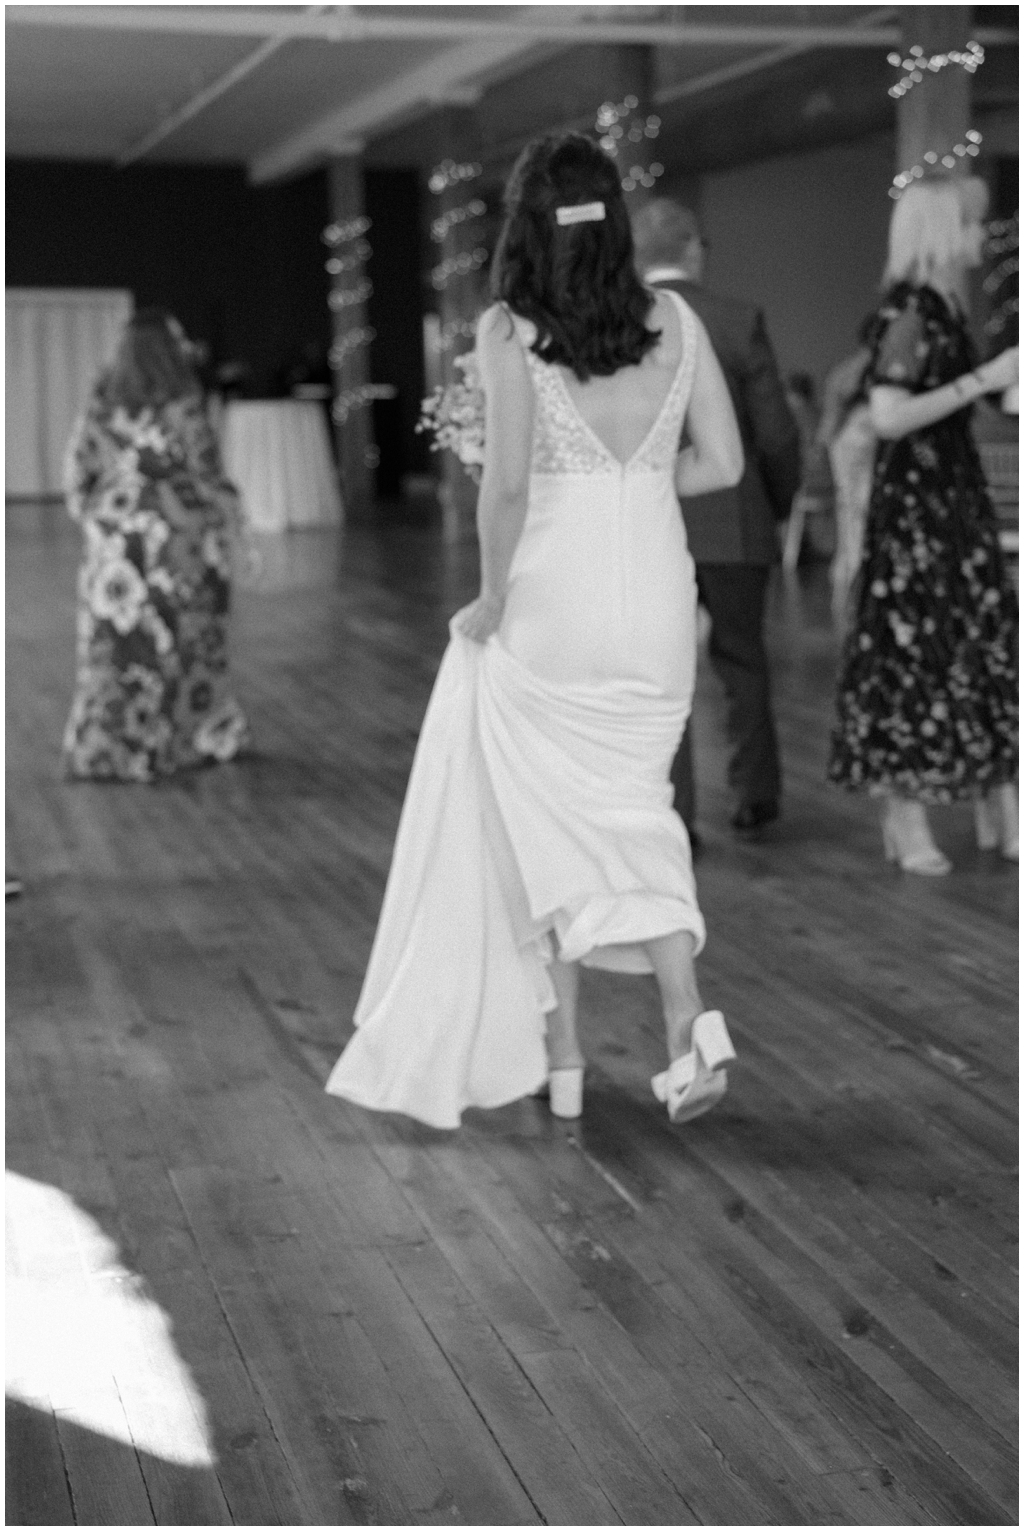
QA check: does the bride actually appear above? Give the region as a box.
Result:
[327,133,744,1129]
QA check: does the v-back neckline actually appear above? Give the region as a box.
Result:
[551,290,687,470]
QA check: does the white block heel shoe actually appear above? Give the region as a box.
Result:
[548,1066,584,1119]
[975,785,1018,862]
[880,799,951,875]
[651,1010,735,1124]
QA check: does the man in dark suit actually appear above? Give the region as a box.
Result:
[633,198,801,836]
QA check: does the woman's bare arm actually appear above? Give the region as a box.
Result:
[62,405,101,522]
[870,346,1018,440]
[675,319,744,497]
[456,303,534,642]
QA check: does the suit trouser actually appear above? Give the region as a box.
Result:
[670,562,781,828]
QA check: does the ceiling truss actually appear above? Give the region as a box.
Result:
[7,5,1017,182]
[250,28,562,182]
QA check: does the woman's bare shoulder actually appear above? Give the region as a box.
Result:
[476,304,534,395]
[477,302,519,348]
[649,286,677,320]
[644,287,685,366]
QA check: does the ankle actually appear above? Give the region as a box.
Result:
[665,1005,704,1063]
[883,795,932,832]
[991,782,1019,857]
[546,1045,585,1072]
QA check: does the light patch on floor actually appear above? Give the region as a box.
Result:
[6,1171,216,1467]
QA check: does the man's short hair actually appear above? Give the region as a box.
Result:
[632,198,701,271]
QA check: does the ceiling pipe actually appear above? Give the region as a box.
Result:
[9,5,1019,50]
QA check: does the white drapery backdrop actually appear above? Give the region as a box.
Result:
[6,288,133,499]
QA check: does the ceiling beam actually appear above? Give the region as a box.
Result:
[657,43,824,109]
[8,5,1019,49]
[655,5,897,109]
[248,30,556,184]
[116,31,290,166]
[115,3,340,167]
[461,4,902,178]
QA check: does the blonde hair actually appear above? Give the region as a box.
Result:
[884,175,988,287]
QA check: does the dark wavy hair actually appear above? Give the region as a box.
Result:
[490,133,659,381]
[97,307,200,412]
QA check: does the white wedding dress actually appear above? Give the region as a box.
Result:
[327,290,704,1127]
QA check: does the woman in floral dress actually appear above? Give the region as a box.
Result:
[829,177,1018,871]
[63,309,249,782]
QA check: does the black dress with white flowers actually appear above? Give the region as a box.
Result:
[828,283,1017,804]
[62,391,249,782]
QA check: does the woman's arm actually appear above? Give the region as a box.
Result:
[179,394,243,527]
[870,345,1018,440]
[62,404,101,522]
[455,303,534,643]
[675,319,744,498]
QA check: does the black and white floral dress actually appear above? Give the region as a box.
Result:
[828,283,1017,804]
[62,391,249,782]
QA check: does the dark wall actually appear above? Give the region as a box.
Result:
[7,157,433,492]
[5,159,332,396]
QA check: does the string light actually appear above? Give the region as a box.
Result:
[328,280,373,310]
[323,214,376,422]
[325,242,371,276]
[322,215,372,246]
[438,318,478,352]
[594,97,664,191]
[430,248,488,291]
[431,199,487,243]
[622,162,665,193]
[425,162,487,499]
[887,40,984,100]
[983,214,1019,338]
[328,327,375,369]
[983,256,1019,294]
[986,216,1019,256]
[428,159,482,194]
[322,222,373,294]
[889,130,982,198]
[427,158,488,303]
[332,382,397,424]
[985,293,1019,337]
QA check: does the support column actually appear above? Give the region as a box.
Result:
[326,151,375,521]
[428,107,486,542]
[593,45,662,208]
[895,7,975,176]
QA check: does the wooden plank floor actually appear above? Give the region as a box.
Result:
[6,501,1018,1527]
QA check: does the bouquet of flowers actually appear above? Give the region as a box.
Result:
[417,350,485,483]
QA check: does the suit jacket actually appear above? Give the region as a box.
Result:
[653,278,801,565]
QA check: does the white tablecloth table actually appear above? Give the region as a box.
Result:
[222,399,343,532]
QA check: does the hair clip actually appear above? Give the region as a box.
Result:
[555,201,606,226]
